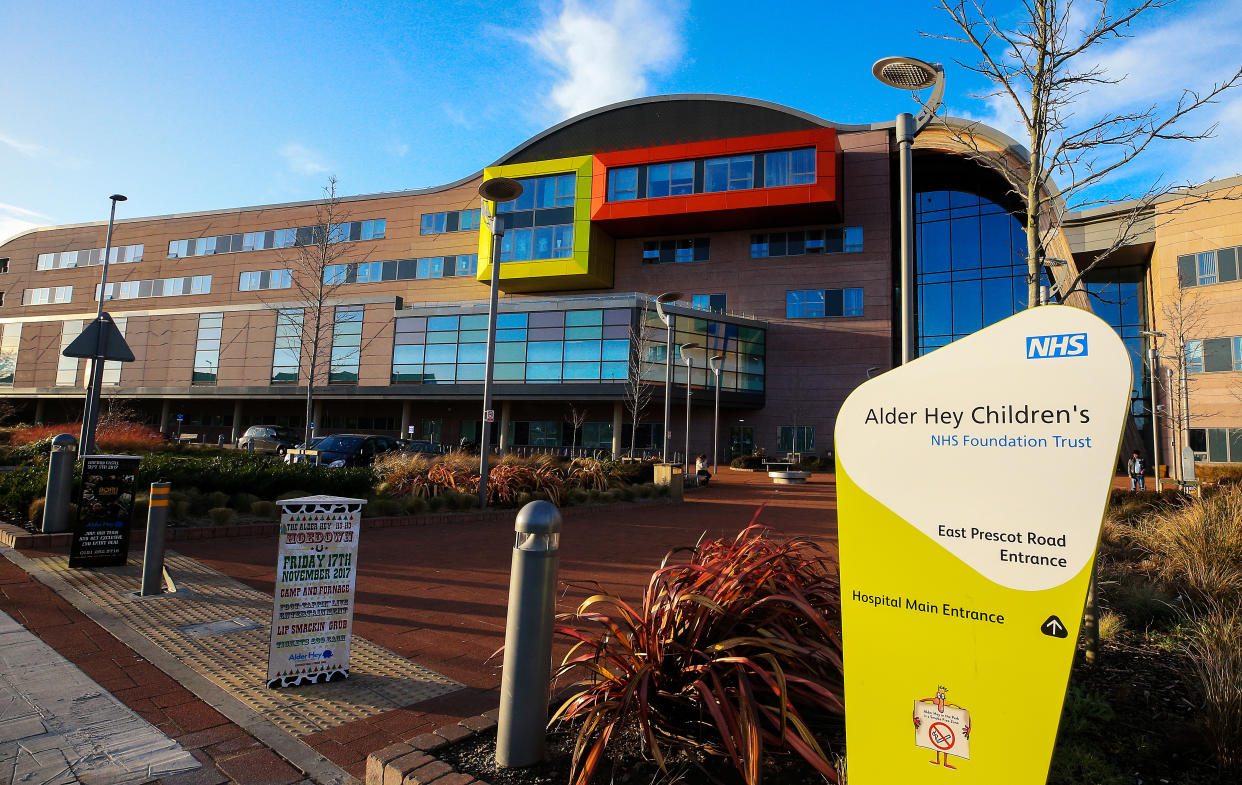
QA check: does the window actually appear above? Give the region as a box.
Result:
[98,276,210,301]
[37,244,143,271]
[22,286,72,306]
[492,173,577,262]
[101,316,127,386]
[420,209,480,234]
[168,220,384,258]
[0,259,8,273]
[704,155,754,192]
[0,292,5,307]
[0,323,20,385]
[330,306,363,383]
[642,238,709,264]
[691,294,726,313]
[764,148,816,187]
[646,161,694,198]
[271,309,302,383]
[1188,427,1242,463]
[1185,336,1242,373]
[56,320,83,386]
[751,227,863,257]
[192,313,223,384]
[501,227,574,263]
[777,425,815,453]
[239,269,292,291]
[1178,246,1241,288]
[325,255,478,284]
[786,288,864,318]
[607,167,638,201]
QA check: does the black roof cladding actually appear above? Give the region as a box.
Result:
[498,96,833,165]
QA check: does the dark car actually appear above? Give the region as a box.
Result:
[302,434,402,467]
[238,425,301,455]
[398,439,444,455]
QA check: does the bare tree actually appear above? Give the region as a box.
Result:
[1158,282,1214,480]
[930,0,1242,306]
[272,177,368,447]
[624,305,656,457]
[564,403,588,456]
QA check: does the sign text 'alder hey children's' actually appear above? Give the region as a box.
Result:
[267,496,365,688]
[835,306,1131,782]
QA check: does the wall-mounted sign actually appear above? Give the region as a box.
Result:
[267,495,366,688]
[69,455,142,568]
[834,306,1130,782]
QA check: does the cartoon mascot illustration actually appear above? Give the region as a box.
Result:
[913,685,972,769]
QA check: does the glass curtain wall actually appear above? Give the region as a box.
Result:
[1084,267,1149,443]
[914,190,1028,354]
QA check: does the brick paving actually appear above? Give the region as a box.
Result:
[0,554,311,785]
[178,470,840,777]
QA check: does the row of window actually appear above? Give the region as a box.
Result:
[495,174,577,213]
[421,209,481,235]
[1190,427,1242,463]
[500,225,574,262]
[786,288,864,319]
[606,147,816,202]
[1185,336,1242,374]
[643,238,710,264]
[1179,246,1242,288]
[22,286,73,306]
[168,219,386,259]
[324,255,479,285]
[752,228,862,256]
[239,269,292,291]
[97,276,212,301]
[37,244,144,271]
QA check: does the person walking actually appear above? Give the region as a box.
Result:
[1127,450,1147,492]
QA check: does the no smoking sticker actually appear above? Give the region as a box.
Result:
[929,722,955,750]
[914,696,971,761]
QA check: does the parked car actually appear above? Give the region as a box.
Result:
[289,434,402,468]
[238,425,301,455]
[398,439,444,454]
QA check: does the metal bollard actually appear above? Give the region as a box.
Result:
[495,501,562,768]
[43,434,78,533]
[141,483,171,596]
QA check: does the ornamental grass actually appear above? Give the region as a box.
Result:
[550,515,844,785]
[1128,485,1242,604]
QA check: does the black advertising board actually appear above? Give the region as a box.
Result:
[69,455,142,568]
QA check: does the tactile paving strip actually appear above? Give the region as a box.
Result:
[34,553,462,736]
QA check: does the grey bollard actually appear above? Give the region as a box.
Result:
[496,500,562,768]
[42,434,78,533]
[141,483,171,596]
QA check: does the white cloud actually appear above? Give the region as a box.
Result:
[529,0,687,120]
[279,142,329,175]
[0,133,43,158]
[0,202,50,244]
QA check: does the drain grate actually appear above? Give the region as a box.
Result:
[178,617,262,638]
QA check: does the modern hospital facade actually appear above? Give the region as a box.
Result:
[1,95,1239,468]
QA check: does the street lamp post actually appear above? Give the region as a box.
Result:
[873,57,945,365]
[477,177,525,509]
[1141,330,1167,488]
[708,354,723,475]
[680,342,700,474]
[654,292,683,464]
[79,194,127,454]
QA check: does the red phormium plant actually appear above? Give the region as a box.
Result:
[551,514,844,785]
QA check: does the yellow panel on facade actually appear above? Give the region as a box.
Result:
[476,156,612,292]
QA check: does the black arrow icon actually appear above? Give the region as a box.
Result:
[1041,615,1068,638]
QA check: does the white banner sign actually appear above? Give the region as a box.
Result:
[267,495,366,688]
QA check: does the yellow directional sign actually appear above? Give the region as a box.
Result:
[834,306,1131,782]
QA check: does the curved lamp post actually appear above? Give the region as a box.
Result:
[679,342,700,474]
[873,56,945,365]
[79,193,127,454]
[708,354,724,474]
[478,176,525,508]
[654,292,682,463]
[1141,330,1167,487]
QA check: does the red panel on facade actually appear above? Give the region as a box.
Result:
[590,129,841,235]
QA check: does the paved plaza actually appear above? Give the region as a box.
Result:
[1,470,839,783]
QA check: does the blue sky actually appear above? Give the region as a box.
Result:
[1,0,1239,241]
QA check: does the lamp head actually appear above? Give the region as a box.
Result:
[709,354,724,372]
[655,291,683,326]
[679,341,700,362]
[109,194,127,202]
[872,56,940,90]
[478,177,524,204]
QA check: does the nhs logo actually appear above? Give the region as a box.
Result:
[1026,333,1088,358]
